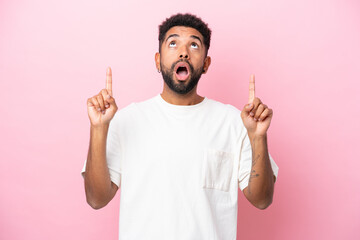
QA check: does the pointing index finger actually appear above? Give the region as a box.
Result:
[248,74,255,103]
[106,67,113,97]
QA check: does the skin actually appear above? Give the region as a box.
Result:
[241,75,277,210]
[155,26,211,105]
[83,26,276,210]
[83,68,118,209]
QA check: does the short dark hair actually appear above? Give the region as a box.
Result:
[158,13,212,55]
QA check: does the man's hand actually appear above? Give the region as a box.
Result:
[240,74,273,137]
[87,67,118,127]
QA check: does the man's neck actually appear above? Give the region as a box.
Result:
[160,84,204,106]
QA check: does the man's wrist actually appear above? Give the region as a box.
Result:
[248,132,267,142]
[90,124,110,134]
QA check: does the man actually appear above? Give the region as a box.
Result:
[82,13,279,240]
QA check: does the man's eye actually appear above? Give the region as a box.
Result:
[191,43,198,49]
[169,42,176,47]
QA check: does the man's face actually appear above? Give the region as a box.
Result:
[156,26,210,95]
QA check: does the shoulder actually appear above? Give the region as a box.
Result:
[132,95,159,110]
[206,98,242,118]
[112,95,158,121]
[113,102,136,120]
[206,98,247,133]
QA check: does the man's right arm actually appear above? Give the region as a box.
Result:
[83,67,119,210]
[83,125,118,210]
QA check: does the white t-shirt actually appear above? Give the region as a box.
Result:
[81,93,279,240]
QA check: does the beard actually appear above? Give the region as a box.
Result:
[160,59,203,95]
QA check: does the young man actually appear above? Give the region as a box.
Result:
[82,13,279,240]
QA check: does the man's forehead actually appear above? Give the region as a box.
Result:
[164,26,204,41]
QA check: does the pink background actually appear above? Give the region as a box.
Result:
[1,0,359,239]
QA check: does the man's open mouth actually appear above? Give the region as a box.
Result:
[175,63,190,81]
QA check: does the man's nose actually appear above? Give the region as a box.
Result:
[179,46,189,59]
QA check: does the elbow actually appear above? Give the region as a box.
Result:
[245,188,274,210]
[86,197,107,210]
[255,196,273,210]
[85,188,108,210]
[90,204,104,210]
[84,182,109,210]
[256,184,275,210]
[256,199,272,210]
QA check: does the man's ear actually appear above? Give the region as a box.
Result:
[155,52,161,72]
[202,56,211,74]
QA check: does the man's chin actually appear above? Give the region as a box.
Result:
[169,80,190,93]
[161,69,201,94]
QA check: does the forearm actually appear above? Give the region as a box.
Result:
[245,133,274,209]
[84,124,113,208]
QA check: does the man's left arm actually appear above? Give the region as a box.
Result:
[242,134,275,209]
[240,74,276,210]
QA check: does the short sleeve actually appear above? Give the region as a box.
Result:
[238,132,279,191]
[80,112,123,188]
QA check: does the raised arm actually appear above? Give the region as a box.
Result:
[83,67,119,209]
[240,74,275,210]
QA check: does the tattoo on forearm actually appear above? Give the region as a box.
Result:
[252,154,260,166]
[248,154,261,194]
[248,170,260,194]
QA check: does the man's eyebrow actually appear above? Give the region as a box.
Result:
[190,35,203,45]
[165,34,179,42]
